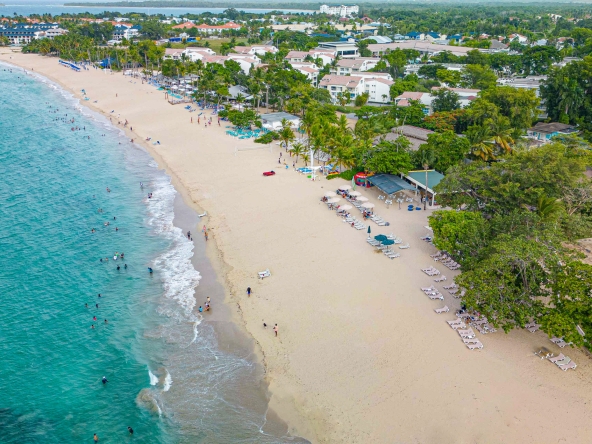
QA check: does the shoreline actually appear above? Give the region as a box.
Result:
[6,51,592,443]
[0,54,310,439]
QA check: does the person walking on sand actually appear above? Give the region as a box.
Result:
[204,230,208,241]
[273,324,278,337]
[247,287,251,297]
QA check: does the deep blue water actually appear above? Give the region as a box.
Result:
[0,65,305,443]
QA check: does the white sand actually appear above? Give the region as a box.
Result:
[5,50,592,443]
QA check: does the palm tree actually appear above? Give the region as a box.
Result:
[279,126,295,151]
[489,116,514,156]
[301,152,311,166]
[466,125,495,161]
[535,195,563,221]
[235,93,245,111]
[417,147,436,209]
[291,142,305,163]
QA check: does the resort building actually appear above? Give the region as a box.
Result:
[290,62,321,86]
[0,23,66,45]
[286,49,336,66]
[316,41,359,58]
[232,45,278,56]
[394,92,433,114]
[330,57,380,75]
[319,4,359,17]
[319,74,393,104]
[260,112,301,131]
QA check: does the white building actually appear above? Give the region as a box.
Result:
[319,74,393,104]
[290,62,321,86]
[320,4,359,17]
[331,57,380,75]
[232,45,278,56]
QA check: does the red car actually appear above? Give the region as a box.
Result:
[262,171,276,176]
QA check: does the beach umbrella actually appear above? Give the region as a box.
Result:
[339,204,352,210]
[382,239,395,246]
[349,191,362,197]
[338,185,351,191]
[324,191,337,197]
[367,226,371,236]
[362,203,375,209]
[374,234,388,242]
[327,198,341,204]
[357,196,369,202]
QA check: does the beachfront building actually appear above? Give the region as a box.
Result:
[319,4,359,17]
[180,47,217,62]
[0,26,42,44]
[330,57,380,75]
[316,41,359,58]
[260,112,301,131]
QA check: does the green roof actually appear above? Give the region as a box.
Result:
[406,170,444,192]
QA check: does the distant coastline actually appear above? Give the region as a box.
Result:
[63,1,316,10]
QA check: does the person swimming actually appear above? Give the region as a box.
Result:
[102,376,108,384]
[148,267,153,274]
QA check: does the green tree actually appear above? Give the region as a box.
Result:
[415,131,470,173]
[364,138,413,175]
[461,64,498,90]
[432,88,461,113]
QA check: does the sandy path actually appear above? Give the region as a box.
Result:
[4,50,592,443]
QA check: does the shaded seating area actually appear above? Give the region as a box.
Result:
[367,174,416,196]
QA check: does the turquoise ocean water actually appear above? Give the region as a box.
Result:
[0,66,304,443]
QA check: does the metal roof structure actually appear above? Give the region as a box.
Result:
[367,174,416,195]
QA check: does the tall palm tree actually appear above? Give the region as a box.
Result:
[291,142,305,163]
[417,147,436,209]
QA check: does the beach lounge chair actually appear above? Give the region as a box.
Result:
[556,340,571,348]
[463,338,480,344]
[399,244,410,249]
[558,361,577,371]
[258,269,271,279]
[386,253,400,259]
[447,319,464,326]
[458,329,476,339]
[434,276,446,282]
[443,283,457,290]
[448,321,466,330]
[527,324,541,333]
[550,337,563,344]
[434,306,449,314]
[421,286,435,292]
[428,293,444,300]
[467,342,484,350]
[548,353,565,364]
[553,357,572,367]
[430,252,442,258]
[448,289,458,295]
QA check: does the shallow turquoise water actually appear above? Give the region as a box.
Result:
[0,66,305,443]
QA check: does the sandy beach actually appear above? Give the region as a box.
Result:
[4,49,592,443]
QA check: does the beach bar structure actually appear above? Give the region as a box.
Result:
[404,170,444,206]
[367,174,416,195]
[260,112,300,131]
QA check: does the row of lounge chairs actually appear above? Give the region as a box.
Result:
[344,216,367,230]
[525,322,542,333]
[548,353,577,371]
[422,266,440,276]
[370,215,387,226]
[447,320,484,349]
[420,285,444,300]
[430,251,461,270]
